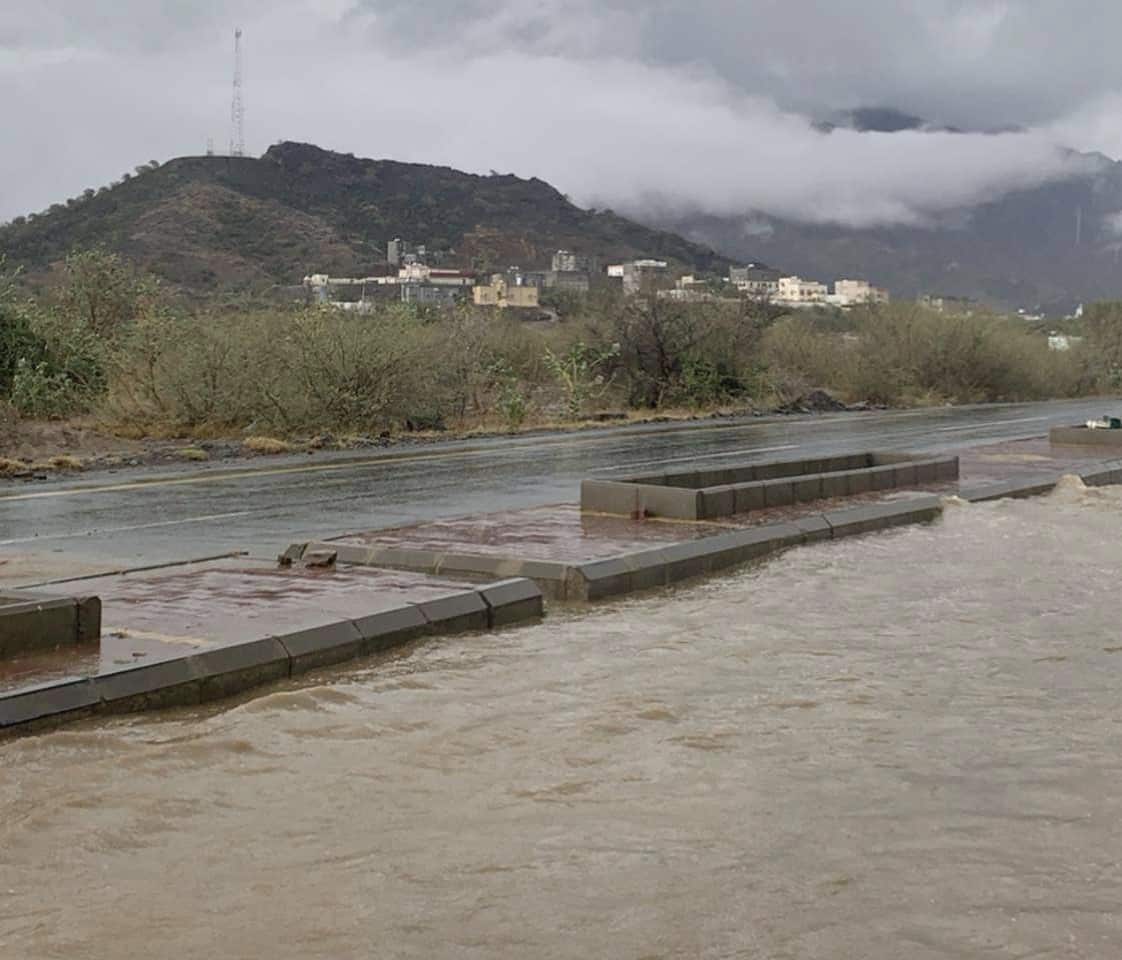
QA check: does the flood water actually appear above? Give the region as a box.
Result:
[4,479,1122,958]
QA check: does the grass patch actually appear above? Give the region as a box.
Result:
[47,455,84,471]
[0,457,28,477]
[243,436,293,455]
[176,447,209,461]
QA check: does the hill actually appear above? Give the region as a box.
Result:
[649,151,1122,316]
[0,142,730,298]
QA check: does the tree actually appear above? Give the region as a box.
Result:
[0,261,44,395]
[613,297,710,408]
[543,340,619,418]
[1082,302,1122,386]
[56,248,156,339]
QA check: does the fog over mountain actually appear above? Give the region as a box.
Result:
[3,1,1122,234]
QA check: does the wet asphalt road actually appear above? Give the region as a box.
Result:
[0,398,1116,582]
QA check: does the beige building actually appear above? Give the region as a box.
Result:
[830,279,889,306]
[473,275,540,309]
[776,276,828,305]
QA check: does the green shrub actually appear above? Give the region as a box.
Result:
[10,359,88,418]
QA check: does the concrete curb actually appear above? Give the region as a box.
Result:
[1077,460,1122,487]
[1050,426,1122,447]
[568,498,944,602]
[0,591,101,660]
[293,540,578,601]
[0,576,543,735]
[958,474,1061,503]
[581,453,959,520]
[959,462,1122,502]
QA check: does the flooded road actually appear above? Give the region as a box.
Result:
[4,480,1122,958]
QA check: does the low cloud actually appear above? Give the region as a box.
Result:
[0,0,1116,229]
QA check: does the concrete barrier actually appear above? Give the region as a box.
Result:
[0,576,542,735]
[564,499,945,602]
[479,579,545,627]
[958,475,1061,503]
[291,540,578,601]
[1078,462,1122,487]
[0,591,101,659]
[1050,426,1122,447]
[583,453,959,520]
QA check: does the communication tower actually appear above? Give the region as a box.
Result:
[230,28,245,157]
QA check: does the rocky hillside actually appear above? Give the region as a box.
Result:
[0,142,730,297]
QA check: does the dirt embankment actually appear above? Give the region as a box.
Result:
[0,392,867,482]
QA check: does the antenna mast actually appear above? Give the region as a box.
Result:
[230,28,245,157]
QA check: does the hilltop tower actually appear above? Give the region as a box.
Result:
[230,28,245,157]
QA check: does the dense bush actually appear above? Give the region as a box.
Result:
[762,303,1092,406]
[0,248,1111,440]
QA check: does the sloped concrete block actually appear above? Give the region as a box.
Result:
[793,515,833,543]
[94,659,203,711]
[276,619,365,673]
[279,542,307,563]
[794,476,823,503]
[914,460,938,485]
[869,465,897,491]
[699,525,800,573]
[661,540,714,585]
[364,546,446,574]
[959,476,1059,502]
[75,595,101,644]
[733,482,767,514]
[578,550,672,602]
[0,595,79,659]
[1051,426,1122,446]
[0,678,99,729]
[819,471,850,500]
[847,470,873,496]
[1079,465,1122,488]
[479,578,544,627]
[352,605,428,655]
[637,485,701,521]
[699,485,736,520]
[762,479,795,508]
[302,542,368,567]
[412,591,489,634]
[581,479,642,516]
[191,638,291,701]
[824,497,942,538]
[892,463,919,488]
[825,454,864,473]
[935,457,960,482]
[628,549,674,594]
[576,557,637,602]
[695,469,735,488]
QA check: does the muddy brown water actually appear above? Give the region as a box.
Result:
[4,478,1122,958]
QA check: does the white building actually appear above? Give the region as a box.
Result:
[1048,333,1083,352]
[776,276,828,305]
[552,250,593,273]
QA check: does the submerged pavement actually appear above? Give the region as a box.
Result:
[5,426,1122,733]
[1,398,1118,587]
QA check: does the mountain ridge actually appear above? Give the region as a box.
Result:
[0,141,731,296]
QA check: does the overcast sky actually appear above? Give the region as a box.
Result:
[2,0,1121,227]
